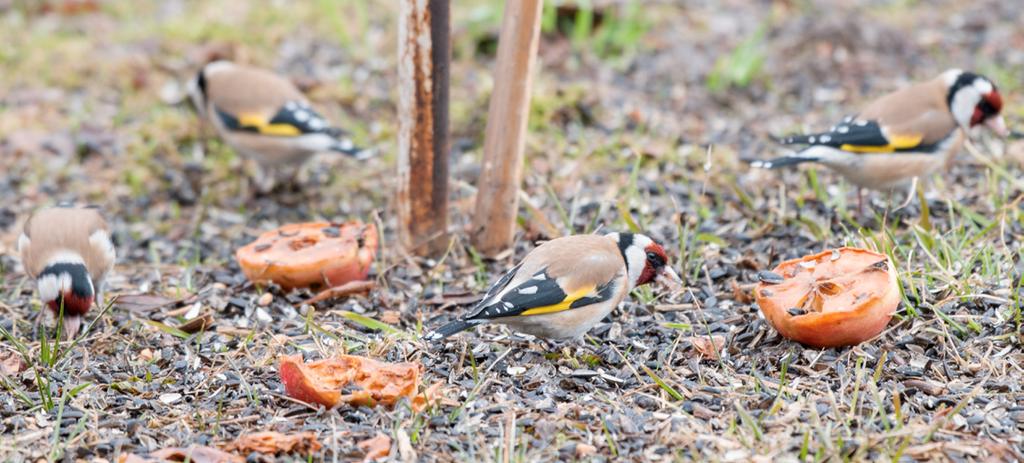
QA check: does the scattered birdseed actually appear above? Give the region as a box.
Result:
[757,271,785,284]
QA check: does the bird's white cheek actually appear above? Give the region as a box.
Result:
[38,273,73,303]
[951,88,980,128]
[624,246,646,289]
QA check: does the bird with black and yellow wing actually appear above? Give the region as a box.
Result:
[425,232,681,342]
[187,61,373,193]
[753,69,1007,210]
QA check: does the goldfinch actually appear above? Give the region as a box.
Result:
[187,61,372,192]
[753,69,1007,205]
[425,232,682,341]
[17,206,116,338]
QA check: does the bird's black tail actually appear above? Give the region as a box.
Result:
[324,128,375,159]
[423,319,478,342]
[770,133,821,146]
[747,155,819,169]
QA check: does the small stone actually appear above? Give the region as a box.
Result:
[506,366,526,376]
[255,307,273,323]
[159,393,182,404]
[257,293,273,307]
[575,443,597,458]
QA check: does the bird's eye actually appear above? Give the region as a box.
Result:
[979,100,996,115]
[646,251,665,266]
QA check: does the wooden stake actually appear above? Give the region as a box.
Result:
[471,0,544,257]
[397,0,451,257]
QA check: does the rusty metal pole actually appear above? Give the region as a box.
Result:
[470,0,544,257]
[397,0,450,257]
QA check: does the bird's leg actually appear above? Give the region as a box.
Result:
[249,162,277,195]
[857,187,865,217]
[893,177,918,212]
[32,307,47,339]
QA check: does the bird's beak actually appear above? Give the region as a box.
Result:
[655,266,683,290]
[62,315,82,340]
[985,115,1009,138]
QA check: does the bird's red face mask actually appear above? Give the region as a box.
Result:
[637,242,682,289]
[972,89,1008,137]
[47,293,94,317]
[38,263,95,317]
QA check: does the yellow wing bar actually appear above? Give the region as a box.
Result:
[840,134,923,153]
[238,114,302,136]
[520,285,596,316]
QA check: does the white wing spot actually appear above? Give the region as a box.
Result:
[285,101,298,111]
[518,286,538,295]
[856,120,869,126]
[808,136,816,144]
[838,126,850,134]
[532,273,547,281]
[294,110,310,122]
[503,301,514,309]
[820,135,832,143]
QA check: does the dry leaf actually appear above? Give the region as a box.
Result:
[0,351,26,376]
[690,335,725,360]
[223,431,321,456]
[279,354,431,410]
[730,280,754,304]
[118,445,243,463]
[302,280,376,306]
[177,313,215,334]
[357,434,391,462]
[379,310,401,324]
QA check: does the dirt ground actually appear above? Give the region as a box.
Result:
[1,0,1023,461]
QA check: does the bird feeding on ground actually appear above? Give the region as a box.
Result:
[187,60,373,193]
[752,69,1007,210]
[425,232,682,342]
[17,205,116,338]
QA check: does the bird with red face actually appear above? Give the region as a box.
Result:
[425,232,681,342]
[752,69,1007,207]
[17,206,115,338]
